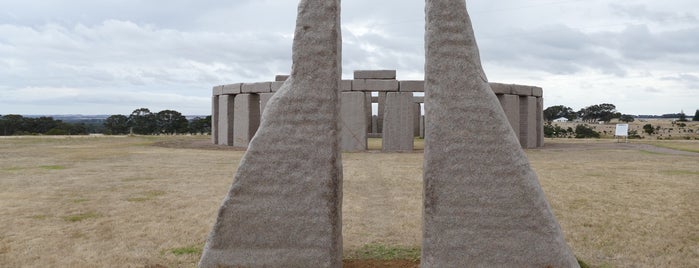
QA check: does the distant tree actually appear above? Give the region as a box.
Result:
[188,116,211,135]
[619,114,635,123]
[574,124,600,138]
[128,108,157,135]
[577,103,620,123]
[643,124,655,135]
[103,115,130,135]
[678,111,687,122]
[155,110,189,134]
[0,115,24,135]
[543,105,577,121]
[694,110,699,121]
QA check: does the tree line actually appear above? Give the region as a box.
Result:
[0,108,211,136]
[544,104,698,123]
[103,108,211,135]
[0,115,92,136]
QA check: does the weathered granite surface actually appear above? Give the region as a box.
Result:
[199,0,343,267]
[422,0,578,267]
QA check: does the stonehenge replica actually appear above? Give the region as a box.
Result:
[201,0,577,267]
[211,72,545,151]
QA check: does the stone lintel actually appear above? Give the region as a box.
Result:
[275,75,290,81]
[511,85,534,96]
[399,80,425,92]
[222,83,242,95]
[213,85,224,96]
[242,82,272,93]
[340,80,353,92]
[354,70,397,79]
[532,87,543,97]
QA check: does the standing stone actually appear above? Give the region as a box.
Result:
[365,92,373,133]
[233,94,261,147]
[259,92,275,115]
[217,95,234,146]
[413,103,421,137]
[377,92,387,133]
[211,95,219,144]
[519,96,538,149]
[423,0,579,267]
[537,97,545,147]
[340,92,368,151]
[497,94,520,143]
[199,0,342,267]
[382,92,414,152]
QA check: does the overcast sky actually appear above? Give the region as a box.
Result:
[1,0,697,116]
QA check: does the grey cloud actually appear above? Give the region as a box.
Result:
[610,3,697,23]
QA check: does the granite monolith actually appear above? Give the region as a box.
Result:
[199,0,342,266]
[422,0,578,267]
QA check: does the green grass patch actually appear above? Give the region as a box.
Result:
[127,190,166,202]
[30,214,50,220]
[345,244,421,261]
[662,170,699,176]
[170,245,202,256]
[40,165,66,170]
[63,212,100,222]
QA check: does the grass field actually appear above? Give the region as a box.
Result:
[0,135,697,267]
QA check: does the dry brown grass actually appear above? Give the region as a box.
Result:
[0,135,697,267]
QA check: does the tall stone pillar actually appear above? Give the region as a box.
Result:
[377,91,387,134]
[519,96,538,149]
[365,92,373,133]
[422,0,578,267]
[211,94,219,144]
[413,103,421,137]
[497,94,520,142]
[537,97,544,147]
[217,95,234,146]
[233,94,261,147]
[382,92,414,152]
[340,92,368,151]
[259,92,275,115]
[199,0,343,266]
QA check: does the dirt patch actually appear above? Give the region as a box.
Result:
[152,137,245,151]
[539,140,699,156]
[343,259,419,268]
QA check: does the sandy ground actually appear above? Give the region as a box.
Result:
[0,136,697,267]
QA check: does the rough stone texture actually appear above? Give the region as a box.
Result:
[340,92,368,151]
[242,82,272,93]
[377,92,386,133]
[354,69,396,79]
[489,82,510,95]
[422,1,579,267]
[233,94,261,147]
[382,92,414,152]
[536,97,545,147]
[399,80,425,92]
[211,95,219,144]
[365,79,399,92]
[341,80,353,92]
[365,93,373,133]
[511,85,534,96]
[275,74,290,81]
[271,81,285,92]
[199,0,343,266]
[532,86,543,97]
[519,96,538,149]
[497,94,520,143]
[413,103,421,137]
[213,85,224,96]
[217,95,234,146]
[222,83,241,95]
[259,93,274,115]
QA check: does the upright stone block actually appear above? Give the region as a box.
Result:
[259,93,275,115]
[537,97,544,147]
[233,94,261,147]
[413,103,421,137]
[382,92,414,152]
[211,95,219,144]
[340,92,368,151]
[497,94,520,141]
[365,92,373,133]
[419,115,425,139]
[217,95,234,146]
[377,92,387,133]
[423,0,578,267]
[519,96,538,149]
[199,0,343,266]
